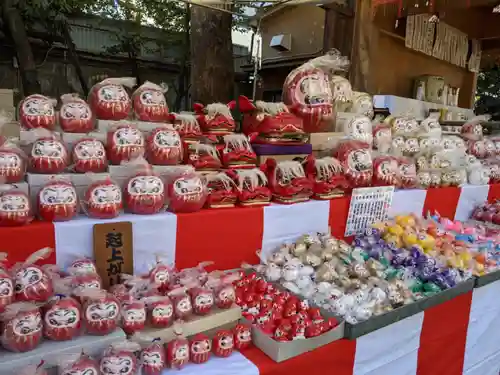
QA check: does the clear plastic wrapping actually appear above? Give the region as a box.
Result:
[25,129,69,174]
[18,94,56,130]
[82,175,123,219]
[221,134,257,169]
[77,288,120,335]
[121,296,146,335]
[1,302,42,352]
[0,254,13,313]
[168,112,202,141]
[343,115,373,146]
[163,166,207,213]
[146,126,182,165]
[12,248,54,302]
[107,122,145,165]
[185,142,222,171]
[57,353,99,375]
[372,155,400,187]
[37,177,78,222]
[334,139,373,188]
[132,81,169,122]
[88,77,136,120]
[194,102,235,135]
[59,93,95,133]
[0,184,33,226]
[71,137,108,173]
[166,324,190,369]
[100,341,141,375]
[461,115,488,141]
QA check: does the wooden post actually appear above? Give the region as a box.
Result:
[349,0,378,93]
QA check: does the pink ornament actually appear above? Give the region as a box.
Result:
[58,353,99,375]
[189,333,211,364]
[189,287,214,316]
[100,342,141,375]
[144,295,174,328]
[121,298,146,335]
[169,288,193,320]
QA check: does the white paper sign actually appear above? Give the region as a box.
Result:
[345,186,394,237]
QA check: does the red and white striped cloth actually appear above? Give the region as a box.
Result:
[3,184,500,375]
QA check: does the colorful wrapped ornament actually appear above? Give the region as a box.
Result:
[0,254,13,313]
[168,113,202,141]
[58,353,99,375]
[231,97,306,144]
[132,81,169,122]
[121,297,146,335]
[212,329,234,357]
[205,172,237,208]
[0,137,27,183]
[189,333,212,364]
[373,156,400,187]
[0,187,32,226]
[29,133,69,174]
[334,139,373,188]
[78,289,120,335]
[231,168,271,206]
[233,323,252,350]
[166,325,190,370]
[107,123,145,165]
[263,159,313,204]
[37,178,78,222]
[146,127,182,165]
[185,143,222,171]
[168,287,193,320]
[88,77,135,120]
[144,295,174,328]
[59,94,94,133]
[18,94,56,130]
[13,248,54,302]
[165,167,207,213]
[82,177,122,219]
[398,157,417,189]
[0,302,42,352]
[194,102,235,135]
[100,341,141,375]
[124,164,165,215]
[43,290,82,341]
[221,134,257,169]
[304,155,348,199]
[71,138,108,173]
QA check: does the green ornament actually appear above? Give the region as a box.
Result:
[423,282,441,293]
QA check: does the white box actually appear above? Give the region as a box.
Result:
[2,181,29,196]
[109,165,192,188]
[62,131,107,151]
[98,120,171,134]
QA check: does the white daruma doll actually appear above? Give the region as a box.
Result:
[37,179,78,222]
[88,77,135,120]
[59,93,94,133]
[0,302,43,352]
[72,138,108,173]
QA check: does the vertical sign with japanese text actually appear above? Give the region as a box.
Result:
[93,222,133,289]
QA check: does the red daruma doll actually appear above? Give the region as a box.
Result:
[100,341,141,375]
[146,127,183,165]
[165,166,207,213]
[189,333,212,364]
[12,247,54,302]
[107,123,145,165]
[212,329,234,357]
[59,93,94,133]
[334,139,373,188]
[189,285,214,316]
[169,287,193,320]
[166,325,190,370]
[82,177,123,219]
[18,94,56,130]
[233,323,252,350]
[0,137,27,183]
[132,81,169,122]
[137,338,166,375]
[78,288,120,335]
[148,256,174,293]
[0,186,32,226]
[88,77,136,120]
[57,353,100,375]
[143,295,174,328]
[0,253,13,313]
[207,274,238,309]
[121,296,146,335]
[42,292,82,341]
[72,138,108,173]
[37,178,78,222]
[1,302,43,352]
[28,131,69,174]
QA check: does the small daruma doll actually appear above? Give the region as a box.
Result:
[166,167,207,213]
[100,341,141,375]
[58,353,100,375]
[88,77,135,120]
[43,293,82,341]
[120,297,146,335]
[79,289,120,335]
[166,326,190,370]
[0,302,43,352]
[107,123,145,165]
[124,169,165,215]
[148,257,173,293]
[72,138,108,173]
[168,287,193,320]
[132,81,169,122]
[0,188,32,226]
[83,178,122,219]
[37,179,78,222]
[189,286,214,316]
[146,127,183,165]
[334,140,373,188]
[29,136,69,174]
[59,94,94,133]
[233,323,252,350]
[0,256,13,313]
[212,329,234,357]
[138,339,166,375]
[18,94,56,130]
[0,139,27,183]
[13,247,54,302]
[144,296,174,328]
[189,333,212,364]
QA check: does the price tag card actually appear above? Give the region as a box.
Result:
[345,186,394,237]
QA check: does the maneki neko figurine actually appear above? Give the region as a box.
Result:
[184,142,222,171]
[303,155,349,199]
[205,172,238,208]
[262,159,313,204]
[221,134,257,169]
[229,168,271,206]
[132,81,169,122]
[88,77,136,120]
[230,96,307,144]
[168,112,202,141]
[194,102,235,135]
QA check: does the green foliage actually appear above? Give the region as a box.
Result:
[475,65,500,119]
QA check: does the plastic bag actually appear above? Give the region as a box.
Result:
[59,93,94,133]
[82,175,123,219]
[100,341,141,375]
[193,102,235,135]
[185,142,222,171]
[168,112,202,141]
[143,295,174,328]
[386,115,420,137]
[188,284,214,315]
[205,172,238,208]
[1,302,42,352]
[350,91,373,119]
[0,253,13,313]
[12,248,54,302]
[123,158,165,215]
[18,94,56,130]
[37,177,78,222]
[168,287,193,320]
[146,126,182,165]
[0,185,33,226]
[334,139,373,188]
[372,122,391,151]
[230,168,271,206]
[0,125,27,183]
[283,50,348,132]
[166,324,190,369]
[221,134,257,169]
[71,137,108,173]
[164,166,207,213]
[57,353,99,375]
[77,288,120,335]
[135,335,166,375]
[88,77,136,120]
[132,81,169,122]
[67,257,98,276]
[25,129,69,174]
[190,333,212,364]
[107,122,145,165]
[398,157,417,189]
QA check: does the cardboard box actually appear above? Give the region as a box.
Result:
[0,89,14,108]
[0,329,126,375]
[0,121,20,138]
[308,132,343,151]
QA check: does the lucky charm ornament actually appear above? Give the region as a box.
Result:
[189,333,212,364]
[304,155,348,199]
[88,77,135,120]
[263,159,313,204]
[168,287,193,319]
[13,247,54,302]
[344,115,373,146]
[373,156,400,187]
[146,127,183,165]
[184,143,222,171]
[194,102,235,135]
[132,81,169,122]
[37,179,78,222]
[57,353,100,375]
[231,168,271,206]
[166,324,190,370]
[59,94,94,133]
[18,94,56,130]
[79,288,120,335]
[334,139,373,188]
[213,329,235,357]
[137,338,166,375]
[0,302,43,352]
[83,177,123,219]
[107,123,145,165]
[43,291,82,341]
[233,323,252,350]
[205,172,238,208]
[121,297,146,335]
[100,341,141,375]
[221,134,257,169]
[0,187,32,226]
[168,113,202,141]
[72,138,108,173]
[0,254,13,313]
[143,296,174,328]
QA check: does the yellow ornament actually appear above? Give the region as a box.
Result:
[395,215,416,228]
[416,232,435,252]
[384,234,402,248]
[387,224,404,237]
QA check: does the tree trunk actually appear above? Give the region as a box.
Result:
[190,5,234,104]
[62,21,89,96]
[174,3,190,111]
[128,47,141,88]
[2,0,41,95]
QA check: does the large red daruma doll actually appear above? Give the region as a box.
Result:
[29,136,69,174]
[18,94,56,130]
[124,171,165,214]
[88,77,136,120]
[283,55,335,133]
[83,178,123,219]
[146,127,182,165]
[37,179,78,222]
[107,123,145,165]
[13,247,54,302]
[0,140,27,183]
[72,138,108,173]
[59,94,94,133]
[132,81,169,122]
[166,167,207,213]
[334,140,373,188]
[43,294,82,341]
[0,188,32,226]
[372,156,400,187]
[0,302,43,352]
